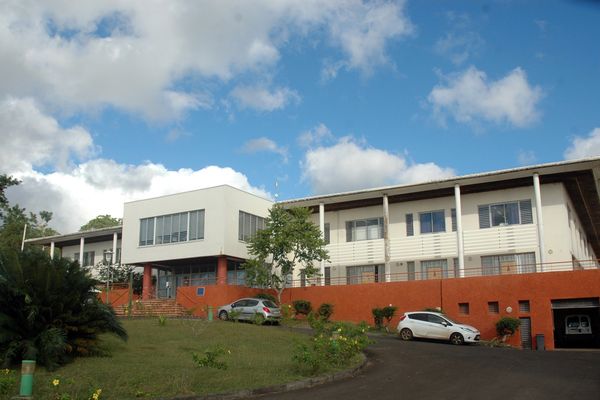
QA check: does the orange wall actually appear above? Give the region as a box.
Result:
[176,285,264,318]
[284,269,600,350]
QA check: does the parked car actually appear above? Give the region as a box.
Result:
[217,298,281,324]
[397,311,480,345]
[565,314,592,335]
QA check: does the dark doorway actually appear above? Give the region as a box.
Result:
[552,298,600,349]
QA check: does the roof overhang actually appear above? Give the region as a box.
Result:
[24,225,122,248]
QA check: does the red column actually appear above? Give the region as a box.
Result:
[217,256,227,285]
[142,264,152,300]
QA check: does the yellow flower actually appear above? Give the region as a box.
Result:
[2,369,10,375]
[52,379,60,387]
[91,388,102,400]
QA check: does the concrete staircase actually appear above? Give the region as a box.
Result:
[113,299,189,318]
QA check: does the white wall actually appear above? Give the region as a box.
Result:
[121,185,272,265]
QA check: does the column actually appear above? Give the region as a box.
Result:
[50,241,55,259]
[533,173,546,271]
[383,194,391,282]
[142,264,152,300]
[112,232,118,265]
[217,255,228,285]
[79,237,84,265]
[319,202,325,286]
[454,184,465,278]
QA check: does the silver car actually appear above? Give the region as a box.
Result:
[217,298,281,323]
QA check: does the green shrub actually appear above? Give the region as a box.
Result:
[372,308,385,329]
[317,303,334,321]
[0,248,127,370]
[0,368,17,395]
[496,317,521,338]
[157,315,167,327]
[256,292,278,304]
[192,346,229,370]
[292,300,312,316]
[292,321,371,376]
[382,306,397,325]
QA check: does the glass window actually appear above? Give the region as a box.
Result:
[324,223,330,244]
[142,210,203,246]
[346,265,382,285]
[420,210,445,234]
[427,314,447,325]
[459,303,470,315]
[346,218,384,242]
[481,252,536,276]
[479,200,533,228]
[238,211,266,241]
[488,301,499,313]
[324,266,331,285]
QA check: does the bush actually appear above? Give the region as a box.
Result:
[372,308,385,329]
[317,303,334,321]
[382,306,397,325]
[292,321,371,376]
[0,248,127,370]
[292,300,312,316]
[496,317,521,339]
[256,292,277,304]
[0,368,17,396]
[192,346,230,370]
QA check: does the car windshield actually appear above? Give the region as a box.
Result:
[262,300,277,308]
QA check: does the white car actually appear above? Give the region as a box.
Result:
[397,311,480,345]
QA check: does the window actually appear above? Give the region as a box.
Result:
[407,261,415,281]
[346,218,384,241]
[324,266,331,286]
[406,214,414,236]
[488,301,499,314]
[481,252,536,275]
[419,210,445,234]
[74,251,95,267]
[421,259,448,279]
[139,217,154,246]
[451,208,457,232]
[238,211,265,241]
[458,303,470,315]
[478,200,533,229]
[452,258,460,278]
[519,300,530,313]
[346,265,382,285]
[324,223,330,244]
[140,210,203,247]
[227,260,246,285]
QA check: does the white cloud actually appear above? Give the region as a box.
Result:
[301,137,455,194]
[428,66,543,128]
[517,149,537,165]
[298,123,334,147]
[0,97,95,173]
[231,85,300,112]
[434,31,483,65]
[7,161,271,233]
[564,128,600,160]
[0,0,413,119]
[241,137,288,161]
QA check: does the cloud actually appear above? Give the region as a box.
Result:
[7,162,271,233]
[0,97,95,173]
[428,66,543,128]
[230,85,300,112]
[434,12,483,65]
[564,128,600,160]
[241,137,288,161]
[0,1,413,119]
[301,137,455,194]
[517,149,537,165]
[298,123,334,147]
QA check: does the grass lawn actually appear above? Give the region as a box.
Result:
[6,318,333,400]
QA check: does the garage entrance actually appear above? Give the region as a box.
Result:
[552,298,600,349]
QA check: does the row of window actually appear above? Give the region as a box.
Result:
[139,210,264,247]
[459,300,531,315]
[73,248,121,267]
[339,199,533,243]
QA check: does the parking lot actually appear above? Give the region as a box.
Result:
[264,335,600,400]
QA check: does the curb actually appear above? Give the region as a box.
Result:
[157,353,369,400]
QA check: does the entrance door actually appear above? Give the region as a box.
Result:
[427,267,443,279]
[519,317,532,349]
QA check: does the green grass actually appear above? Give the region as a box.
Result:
[2,319,337,400]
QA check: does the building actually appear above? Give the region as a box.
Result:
[25,158,600,349]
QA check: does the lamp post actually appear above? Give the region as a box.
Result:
[104,250,113,304]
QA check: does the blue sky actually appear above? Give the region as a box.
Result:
[1,0,599,232]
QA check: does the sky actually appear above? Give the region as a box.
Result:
[1,0,600,233]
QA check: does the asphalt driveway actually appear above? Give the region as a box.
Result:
[262,335,600,400]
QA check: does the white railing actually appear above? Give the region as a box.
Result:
[463,224,538,254]
[326,239,385,265]
[389,232,457,260]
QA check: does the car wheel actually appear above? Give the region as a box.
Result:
[450,332,464,345]
[218,311,229,321]
[400,328,413,341]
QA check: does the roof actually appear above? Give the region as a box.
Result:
[24,225,122,247]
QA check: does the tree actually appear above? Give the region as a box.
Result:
[94,260,143,295]
[0,175,19,215]
[0,205,59,251]
[244,205,329,304]
[80,215,122,232]
[0,247,127,370]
